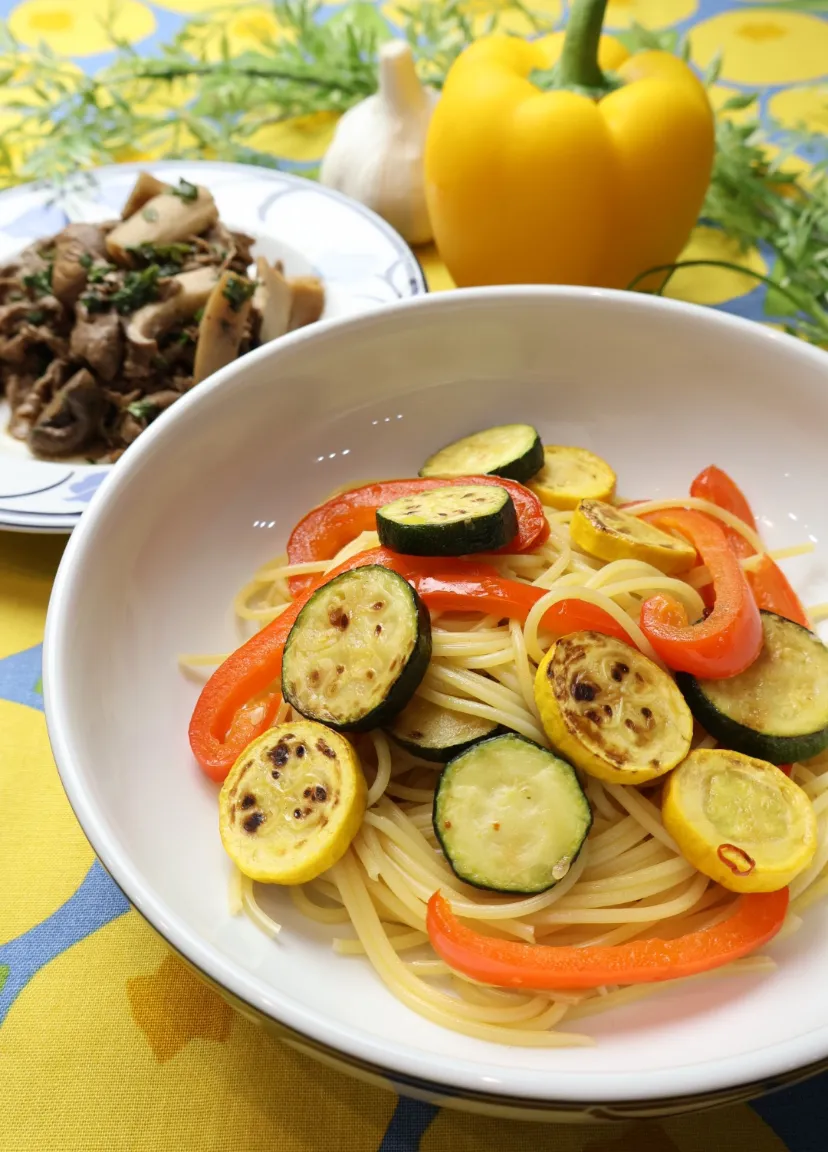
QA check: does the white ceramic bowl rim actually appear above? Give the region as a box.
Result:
[43,286,828,1107]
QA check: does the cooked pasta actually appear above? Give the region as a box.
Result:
[184,459,828,1047]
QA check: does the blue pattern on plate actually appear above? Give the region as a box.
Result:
[2,202,69,237]
[64,473,107,504]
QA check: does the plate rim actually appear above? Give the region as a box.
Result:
[0,159,428,534]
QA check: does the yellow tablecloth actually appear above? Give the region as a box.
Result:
[1,1,827,1148]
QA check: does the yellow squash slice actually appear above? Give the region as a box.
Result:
[535,631,693,785]
[571,498,696,575]
[529,446,616,510]
[662,748,817,893]
[219,721,366,884]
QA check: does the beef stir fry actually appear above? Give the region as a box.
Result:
[0,172,325,461]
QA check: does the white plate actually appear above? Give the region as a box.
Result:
[0,161,426,533]
[44,288,828,1119]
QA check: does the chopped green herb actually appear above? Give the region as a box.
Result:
[126,241,194,267]
[23,266,53,297]
[26,309,45,324]
[111,266,161,315]
[80,292,109,314]
[194,306,205,323]
[78,252,93,270]
[142,206,159,223]
[81,266,162,315]
[171,178,199,203]
[126,397,160,420]
[87,262,115,284]
[222,275,255,312]
[178,329,195,345]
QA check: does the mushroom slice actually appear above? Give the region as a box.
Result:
[288,275,325,331]
[126,267,219,344]
[193,271,255,385]
[52,223,109,307]
[106,185,219,265]
[254,256,292,344]
[121,172,171,219]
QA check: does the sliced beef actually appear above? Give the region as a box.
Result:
[8,359,67,440]
[28,367,105,457]
[70,307,123,382]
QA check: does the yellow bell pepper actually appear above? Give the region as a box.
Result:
[424,0,715,289]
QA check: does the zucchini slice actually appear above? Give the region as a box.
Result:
[535,631,693,785]
[387,696,500,762]
[677,611,828,764]
[433,733,591,894]
[282,565,431,731]
[219,721,366,884]
[376,484,518,556]
[420,424,543,483]
[529,446,616,511]
[571,499,696,575]
[662,748,817,893]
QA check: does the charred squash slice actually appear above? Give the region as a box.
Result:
[535,631,693,785]
[219,721,366,884]
[282,565,431,731]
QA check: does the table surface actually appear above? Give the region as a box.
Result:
[1,1,827,1149]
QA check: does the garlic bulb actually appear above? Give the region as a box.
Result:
[320,40,439,246]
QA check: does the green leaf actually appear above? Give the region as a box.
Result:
[764,259,805,318]
[615,21,683,55]
[328,2,392,42]
[0,965,8,993]
[702,50,723,87]
[720,91,759,111]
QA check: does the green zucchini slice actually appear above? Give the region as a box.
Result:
[677,611,828,764]
[282,565,431,731]
[376,484,518,556]
[419,424,544,483]
[387,696,500,762]
[433,733,592,894]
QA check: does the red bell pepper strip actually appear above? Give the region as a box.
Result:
[747,555,810,629]
[690,465,809,627]
[691,465,756,541]
[190,548,633,781]
[286,477,549,593]
[426,888,788,990]
[412,565,635,645]
[639,509,762,679]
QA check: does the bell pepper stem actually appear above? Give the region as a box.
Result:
[556,0,611,91]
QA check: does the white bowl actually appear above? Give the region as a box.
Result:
[44,288,828,1120]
